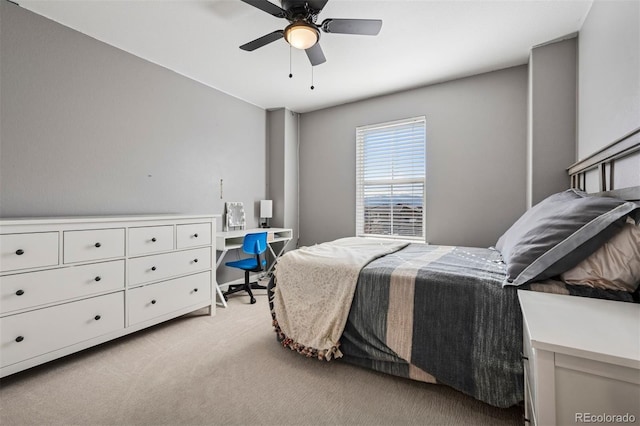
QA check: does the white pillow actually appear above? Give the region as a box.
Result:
[561,217,640,292]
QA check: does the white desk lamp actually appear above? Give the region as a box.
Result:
[260,200,272,228]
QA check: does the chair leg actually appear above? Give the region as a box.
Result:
[244,271,256,304]
[222,270,262,304]
[223,284,245,299]
[249,281,267,290]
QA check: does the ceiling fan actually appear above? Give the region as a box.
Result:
[239,0,383,66]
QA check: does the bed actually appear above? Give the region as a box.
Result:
[268,128,640,408]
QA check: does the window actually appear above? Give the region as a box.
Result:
[356,116,426,241]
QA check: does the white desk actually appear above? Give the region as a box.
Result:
[215,227,293,307]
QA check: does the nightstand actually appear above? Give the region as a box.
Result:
[518,290,639,426]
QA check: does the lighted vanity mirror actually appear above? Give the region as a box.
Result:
[225,202,246,231]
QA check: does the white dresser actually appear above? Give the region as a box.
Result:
[519,290,640,426]
[0,214,219,378]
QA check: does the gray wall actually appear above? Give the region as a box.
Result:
[577,0,640,158]
[267,108,299,246]
[527,38,577,207]
[283,109,299,245]
[298,66,528,248]
[0,2,266,230]
[0,1,268,285]
[267,109,286,226]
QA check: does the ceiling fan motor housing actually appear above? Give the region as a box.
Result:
[280,0,322,23]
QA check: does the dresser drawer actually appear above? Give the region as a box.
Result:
[0,292,124,368]
[64,228,125,263]
[554,354,640,424]
[128,247,211,286]
[128,272,211,326]
[129,225,174,256]
[176,223,211,248]
[0,260,125,314]
[0,232,59,273]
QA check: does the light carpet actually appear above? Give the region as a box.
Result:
[0,290,523,425]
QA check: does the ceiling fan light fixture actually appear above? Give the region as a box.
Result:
[284,21,319,50]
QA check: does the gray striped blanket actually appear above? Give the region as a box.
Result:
[339,244,521,408]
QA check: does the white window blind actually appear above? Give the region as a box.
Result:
[356,116,426,241]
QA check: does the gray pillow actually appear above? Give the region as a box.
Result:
[496,189,640,287]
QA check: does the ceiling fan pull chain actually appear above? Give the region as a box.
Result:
[310,66,315,90]
[289,45,293,78]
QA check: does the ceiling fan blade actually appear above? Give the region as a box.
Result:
[307,0,329,12]
[305,43,326,66]
[240,0,286,18]
[240,30,284,51]
[321,19,382,35]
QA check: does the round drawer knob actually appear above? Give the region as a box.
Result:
[193,288,198,292]
[193,233,198,238]
[15,336,24,343]
[193,258,198,263]
[94,242,101,248]
[94,276,101,282]
[151,237,157,242]
[15,249,24,256]
[15,289,25,296]
[94,315,101,321]
[151,299,157,305]
[151,266,157,271]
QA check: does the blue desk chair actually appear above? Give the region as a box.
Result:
[223,232,268,304]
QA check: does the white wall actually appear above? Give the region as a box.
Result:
[298,66,528,248]
[578,0,640,158]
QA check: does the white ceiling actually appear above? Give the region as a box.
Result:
[18,0,593,113]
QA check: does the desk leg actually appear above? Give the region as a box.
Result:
[264,239,291,277]
[216,250,228,269]
[215,250,228,308]
[215,282,227,308]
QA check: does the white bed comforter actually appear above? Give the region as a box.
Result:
[272,237,409,360]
